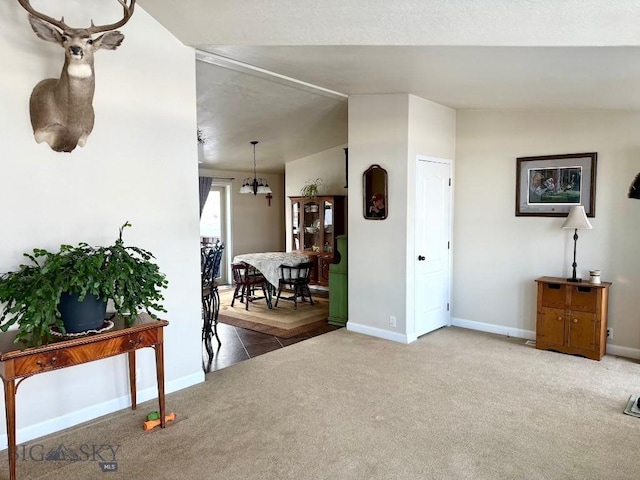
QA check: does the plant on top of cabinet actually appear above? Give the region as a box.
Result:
[300,178,324,199]
[0,222,168,347]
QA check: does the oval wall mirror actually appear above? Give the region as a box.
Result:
[363,164,388,220]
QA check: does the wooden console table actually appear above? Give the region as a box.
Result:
[0,314,169,480]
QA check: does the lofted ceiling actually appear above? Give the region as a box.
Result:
[138,0,640,173]
[195,52,348,173]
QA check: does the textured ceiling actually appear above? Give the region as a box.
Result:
[138,0,640,47]
[196,58,347,172]
[137,0,640,172]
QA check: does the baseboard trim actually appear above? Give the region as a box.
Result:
[452,317,536,341]
[0,371,204,448]
[452,317,640,360]
[605,344,640,360]
[347,322,411,344]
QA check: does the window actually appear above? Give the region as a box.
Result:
[200,190,221,244]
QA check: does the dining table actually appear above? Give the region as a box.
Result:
[232,251,311,289]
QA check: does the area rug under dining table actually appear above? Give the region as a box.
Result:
[217,287,330,338]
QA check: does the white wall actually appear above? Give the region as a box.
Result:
[405,95,456,337]
[347,94,451,342]
[347,95,409,340]
[198,168,286,257]
[284,145,348,251]
[0,2,203,445]
[455,110,640,357]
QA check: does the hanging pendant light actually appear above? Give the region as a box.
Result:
[239,141,273,195]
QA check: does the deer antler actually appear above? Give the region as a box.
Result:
[87,0,136,34]
[16,0,135,33]
[16,0,70,31]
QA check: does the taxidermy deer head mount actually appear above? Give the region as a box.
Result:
[17,0,136,153]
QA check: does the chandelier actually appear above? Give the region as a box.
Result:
[239,141,272,195]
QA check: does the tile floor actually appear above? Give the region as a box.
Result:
[203,313,341,374]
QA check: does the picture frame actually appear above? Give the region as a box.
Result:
[515,152,597,217]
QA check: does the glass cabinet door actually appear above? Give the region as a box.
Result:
[323,200,334,253]
[303,201,321,251]
[292,201,301,250]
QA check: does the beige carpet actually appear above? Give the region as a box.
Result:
[217,287,329,337]
[4,327,640,479]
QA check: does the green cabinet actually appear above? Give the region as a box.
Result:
[328,235,348,326]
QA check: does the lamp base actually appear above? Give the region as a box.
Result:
[566,277,583,283]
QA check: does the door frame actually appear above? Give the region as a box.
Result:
[208,181,233,285]
[412,154,453,340]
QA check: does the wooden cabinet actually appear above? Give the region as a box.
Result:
[328,235,348,326]
[535,276,611,360]
[290,195,345,285]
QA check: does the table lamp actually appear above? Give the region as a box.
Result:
[562,205,592,282]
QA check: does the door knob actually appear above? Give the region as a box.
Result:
[418,255,425,261]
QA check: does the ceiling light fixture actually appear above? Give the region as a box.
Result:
[239,141,272,195]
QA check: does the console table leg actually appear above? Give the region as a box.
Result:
[155,343,166,428]
[128,351,137,410]
[4,379,16,480]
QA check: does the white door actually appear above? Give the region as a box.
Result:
[415,156,452,337]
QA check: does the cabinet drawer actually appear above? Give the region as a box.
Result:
[11,329,159,377]
[569,285,597,312]
[13,351,72,376]
[540,282,565,307]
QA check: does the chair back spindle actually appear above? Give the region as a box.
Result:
[275,262,314,309]
[231,262,270,310]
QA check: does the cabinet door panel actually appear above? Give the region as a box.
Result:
[303,201,321,252]
[537,307,565,347]
[323,200,334,253]
[291,201,301,250]
[567,310,598,351]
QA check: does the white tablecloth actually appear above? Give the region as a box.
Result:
[233,252,311,288]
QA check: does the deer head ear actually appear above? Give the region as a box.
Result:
[94,31,125,51]
[27,15,62,43]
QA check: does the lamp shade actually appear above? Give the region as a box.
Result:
[257,183,272,195]
[562,205,592,230]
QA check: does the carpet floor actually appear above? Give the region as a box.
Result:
[5,327,640,479]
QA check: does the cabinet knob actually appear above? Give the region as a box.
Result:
[573,318,578,323]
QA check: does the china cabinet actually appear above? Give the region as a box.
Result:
[290,195,346,285]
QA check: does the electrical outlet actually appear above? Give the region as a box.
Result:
[389,315,397,327]
[607,328,613,341]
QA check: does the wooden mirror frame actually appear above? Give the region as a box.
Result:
[363,164,388,220]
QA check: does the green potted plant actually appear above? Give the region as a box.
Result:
[0,222,168,347]
[300,178,323,199]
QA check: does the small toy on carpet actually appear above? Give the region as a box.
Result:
[143,411,176,431]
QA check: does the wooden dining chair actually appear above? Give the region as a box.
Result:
[275,262,314,309]
[231,263,271,310]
